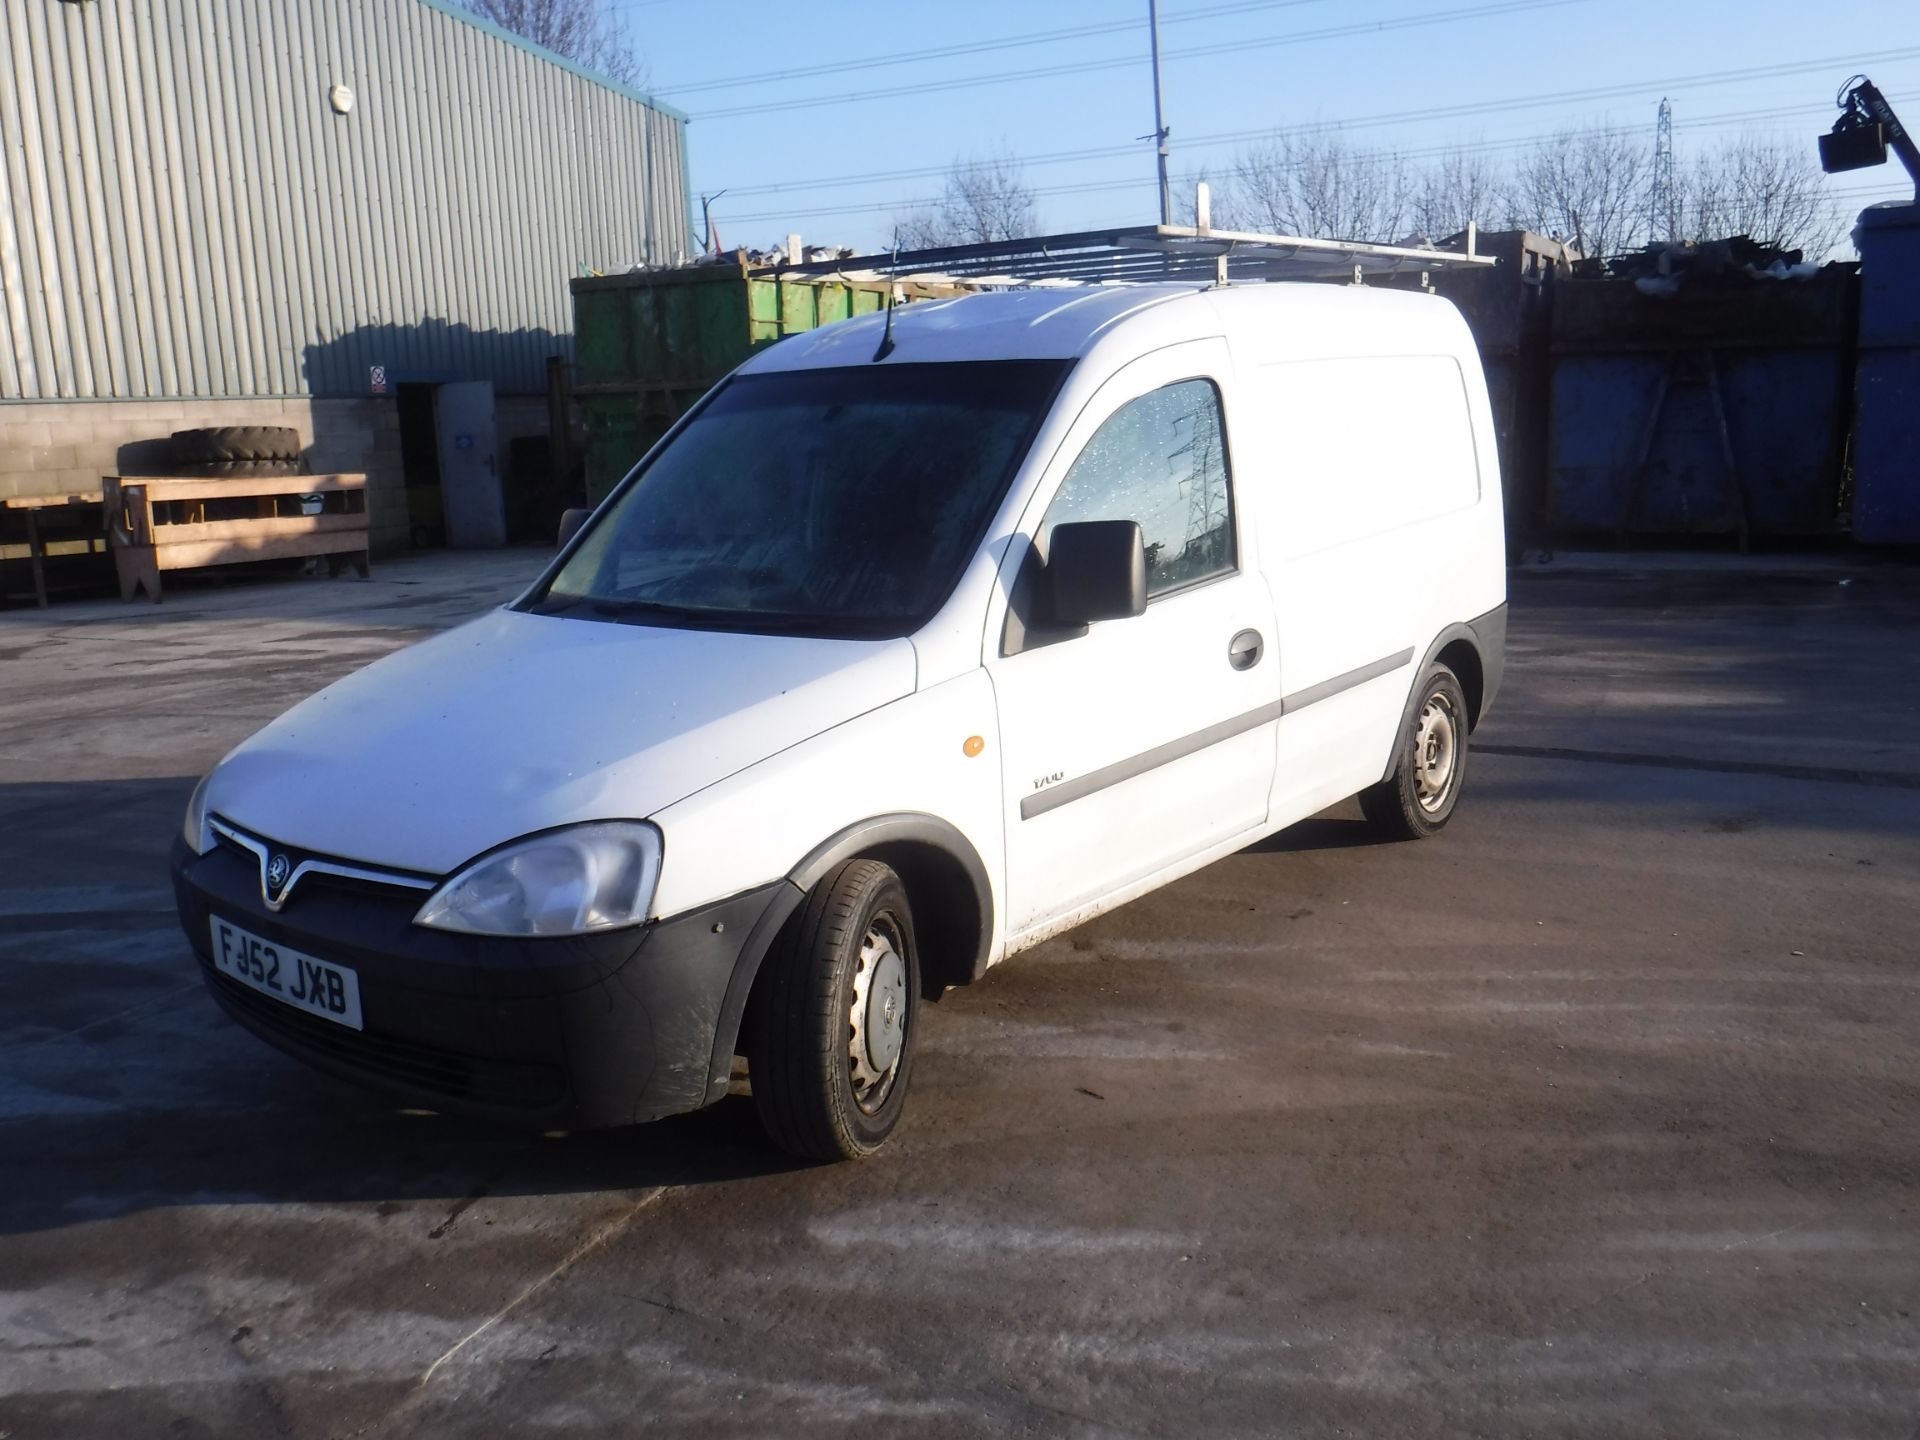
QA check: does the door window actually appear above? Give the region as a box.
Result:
[1041,379,1236,597]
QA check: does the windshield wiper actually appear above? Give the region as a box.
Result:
[588,598,729,626]
[542,593,892,638]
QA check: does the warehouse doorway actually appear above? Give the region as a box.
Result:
[396,381,502,548]
[397,384,444,548]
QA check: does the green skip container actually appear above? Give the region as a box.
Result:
[569,258,961,501]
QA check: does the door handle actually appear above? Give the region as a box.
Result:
[1227,629,1264,670]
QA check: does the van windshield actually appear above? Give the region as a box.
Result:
[529,359,1071,639]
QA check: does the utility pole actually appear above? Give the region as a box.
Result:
[1147,0,1172,225]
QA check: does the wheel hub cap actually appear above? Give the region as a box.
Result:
[1414,693,1457,813]
[848,926,907,1112]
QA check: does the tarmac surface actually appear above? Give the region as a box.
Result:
[1,551,1916,1438]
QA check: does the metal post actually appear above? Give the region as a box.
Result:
[546,355,573,492]
[1148,0,1171,225]
[700,190,728,255]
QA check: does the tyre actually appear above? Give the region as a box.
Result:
[169,426,303,465]
[749,859,919,1161]
[1359,663,1470,840]
[169,458,303,478]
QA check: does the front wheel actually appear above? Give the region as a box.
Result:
[749,860,919,1161]
[1359,663,1469,840]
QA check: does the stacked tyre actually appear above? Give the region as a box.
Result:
[167,426,306,479]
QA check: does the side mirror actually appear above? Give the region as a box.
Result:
[557,507,591,549]
[1046,520,1147,626]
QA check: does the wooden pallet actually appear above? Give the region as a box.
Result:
[104,473,370,603]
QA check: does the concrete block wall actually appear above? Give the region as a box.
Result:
[0,393,567,558]
[306,400,407,554]
[0,398,409,554]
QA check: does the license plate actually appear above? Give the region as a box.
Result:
[209,916,364,1031]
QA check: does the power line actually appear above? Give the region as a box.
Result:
[690,0,1599,122]
[699,52,1918,224]
[712,83,1896,206]
[650,0,1341,98]
[710,105,1781,228]
[711,98,1909,230]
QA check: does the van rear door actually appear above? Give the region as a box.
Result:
[1258,353,1488,819]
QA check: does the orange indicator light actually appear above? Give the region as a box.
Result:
[963,735,985,757]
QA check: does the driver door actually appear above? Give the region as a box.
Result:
[985,340,1279,941]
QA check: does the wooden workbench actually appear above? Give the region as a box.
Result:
[1,492,107,608]
[103,473,371,603]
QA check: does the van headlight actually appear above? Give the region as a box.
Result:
[413,822,663,937]
[182,772,216,855]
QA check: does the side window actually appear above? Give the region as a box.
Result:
[1041,378,1236,597]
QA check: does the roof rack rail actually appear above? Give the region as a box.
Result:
[765,221,1494,289]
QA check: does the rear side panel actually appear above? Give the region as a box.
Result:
[1230,316,1504,825]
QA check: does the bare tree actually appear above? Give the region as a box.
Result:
[1212,130,1409,242]
[1504,126,1650,258]
[1683,135,1845,257]
[894,153,1038,249]
[1408,145,1505,242]
[457,0,647,89]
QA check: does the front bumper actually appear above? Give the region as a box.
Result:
[171,835,797,1129]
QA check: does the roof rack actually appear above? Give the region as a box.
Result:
[767,221,1495,289]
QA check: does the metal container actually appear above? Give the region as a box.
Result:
[569,261,964,502]
[1546,264,1858,542]
[1851,203,1920,544]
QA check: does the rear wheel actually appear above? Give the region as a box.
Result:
[1360,663,1469,840]
[749,860,919,1161]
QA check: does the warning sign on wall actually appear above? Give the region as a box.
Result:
[369,365,388,395]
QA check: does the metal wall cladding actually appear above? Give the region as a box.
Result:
[0,0,691,402]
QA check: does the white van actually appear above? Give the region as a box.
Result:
[173,282,1505,1160]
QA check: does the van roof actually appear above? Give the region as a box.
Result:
[735,282,1465,372]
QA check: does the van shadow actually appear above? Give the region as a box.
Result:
[0,1090,804,1239]
[1241,813,1397,855]
[0,775,804,1238]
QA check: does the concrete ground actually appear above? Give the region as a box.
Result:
[1,552,1916,1438]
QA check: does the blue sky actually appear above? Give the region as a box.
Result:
[610,0,1919,255]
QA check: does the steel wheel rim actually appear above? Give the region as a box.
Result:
[1414,691,1458,813]
[847,916,908,1114]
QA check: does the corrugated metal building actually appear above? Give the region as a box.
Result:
[0,0,690,550]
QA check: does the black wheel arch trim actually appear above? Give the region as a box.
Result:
[1377,602,1508,784]
[700,812,995,1104]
